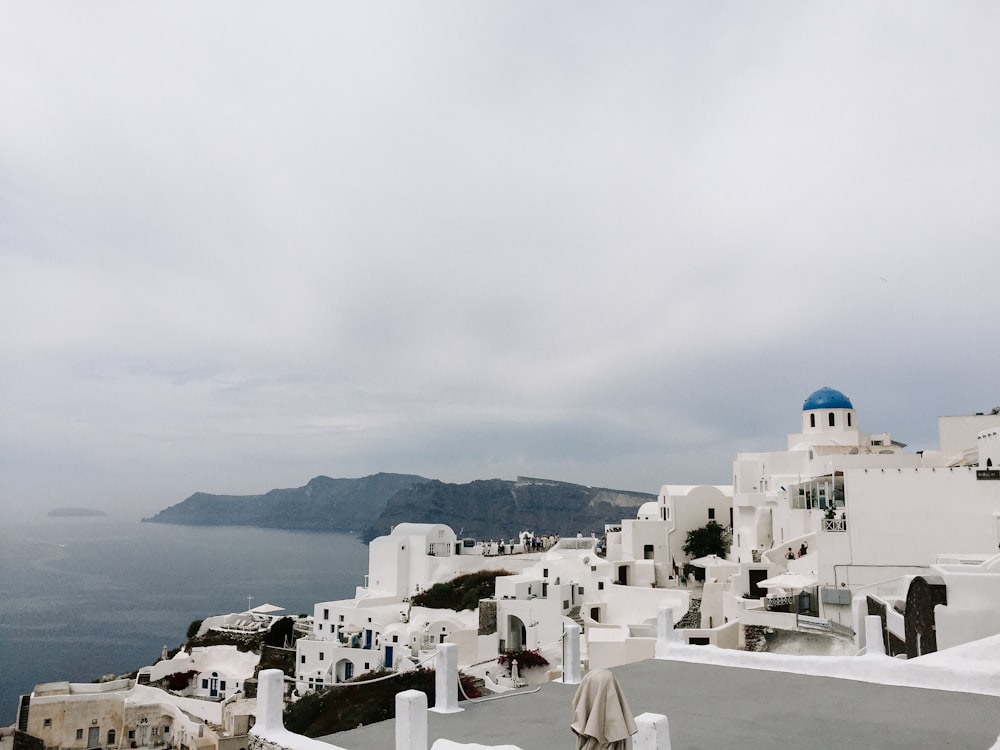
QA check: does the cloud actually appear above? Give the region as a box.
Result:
[2,2,999,519]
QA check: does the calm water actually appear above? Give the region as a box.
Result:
[0,518,369,725]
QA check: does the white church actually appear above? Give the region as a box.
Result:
[676,386,1000,652]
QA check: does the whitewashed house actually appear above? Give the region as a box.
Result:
[707,386,1000,642]
[20,680,252,750]
[605,484,733,587]
[139,646,259,701]
[294,523,537,694]
[490,536,691,672]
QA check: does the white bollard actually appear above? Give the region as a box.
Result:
[562,622,582,684]
[430,643,463,713]
[655,607,675,658]
[254,669,286,733]
[633,713,671,750]
[864,615,886,657]
[395,689,428,750]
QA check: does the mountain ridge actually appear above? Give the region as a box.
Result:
[143,472,657,541]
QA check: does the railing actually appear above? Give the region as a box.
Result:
[766,595,793,610]
[798,614,855,638]
[822,518,847,532]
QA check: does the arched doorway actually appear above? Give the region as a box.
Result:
[335,658,354,682]
[507,615,527,650]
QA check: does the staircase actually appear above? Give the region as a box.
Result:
[17,694,30,732]
[460,673,488,699]
[676,597,702,629]
[567,605,586,633]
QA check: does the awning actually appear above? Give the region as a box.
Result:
[757,573,818,590]
[688,554,726,568]
[249,603,284,614]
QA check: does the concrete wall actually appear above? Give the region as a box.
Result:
[935,571,1000,649]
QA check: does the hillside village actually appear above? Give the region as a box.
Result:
[8,387,1000,750]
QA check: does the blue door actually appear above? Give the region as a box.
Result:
[385,646,393,668]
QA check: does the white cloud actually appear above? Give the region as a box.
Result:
[2,2,999,518]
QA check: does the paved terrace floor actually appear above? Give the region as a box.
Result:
[321,659,1000,750]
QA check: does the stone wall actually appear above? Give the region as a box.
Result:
[478,600,497,635]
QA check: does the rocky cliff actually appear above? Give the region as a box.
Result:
[145,472,657,541]
[142,472,430,533]
[364,476,656,541]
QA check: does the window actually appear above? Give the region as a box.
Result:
[128,732,135,741]
[163,727,169,735]
[220,681,226,691]
[77,729,84,740]
[828,412,835,427]
[300,655,306,664]
[323,609,329,619]
[577,586,584,595]
[108,730,117,745]
[708,508,715,520]
[809,413,816,427]
[339,615,344,622]
[319,652,324,661]
[202,679,209,689]
[598,581,604,590]
[392,635,398,642]
[43,719,52,728]
[152,728,159,737]
[847,413,852,427]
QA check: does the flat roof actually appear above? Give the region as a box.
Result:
[321,658,1000,750]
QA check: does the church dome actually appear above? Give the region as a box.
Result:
[802,387,853,411]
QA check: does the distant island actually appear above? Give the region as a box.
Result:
[143,472,657,541]
[48,507,107,517]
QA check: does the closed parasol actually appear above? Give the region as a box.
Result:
[570,669,637,750]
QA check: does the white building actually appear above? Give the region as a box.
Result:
[605,485,732,587]
[716,386,1000,636]
[139,646,259,701]
[295,523,537,694]
[20,680,252,750]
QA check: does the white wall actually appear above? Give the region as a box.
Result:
[934,571,1000,649]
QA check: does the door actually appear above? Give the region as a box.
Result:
[87,727,100,748]
[385,645,393,668]
[748,569,769,599]
[210,676,218,697]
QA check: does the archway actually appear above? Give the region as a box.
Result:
[507,615,526,650]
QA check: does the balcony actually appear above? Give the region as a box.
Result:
[822,518,847,532]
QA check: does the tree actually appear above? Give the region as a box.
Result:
[682,521,728,559]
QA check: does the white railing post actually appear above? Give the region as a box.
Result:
[633,712,671,750]
[562,622,582,684]
[655,607,676,658]
[864,615,886,657]
[395,689,427,750]
[254,669,285,733]
[430,643,463,713]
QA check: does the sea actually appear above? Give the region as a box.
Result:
[0,517,370,726]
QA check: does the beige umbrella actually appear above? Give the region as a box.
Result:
[570,669,637,750]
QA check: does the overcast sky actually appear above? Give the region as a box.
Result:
[2,2,999,521]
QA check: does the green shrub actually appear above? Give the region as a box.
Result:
[411,570,513,611]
